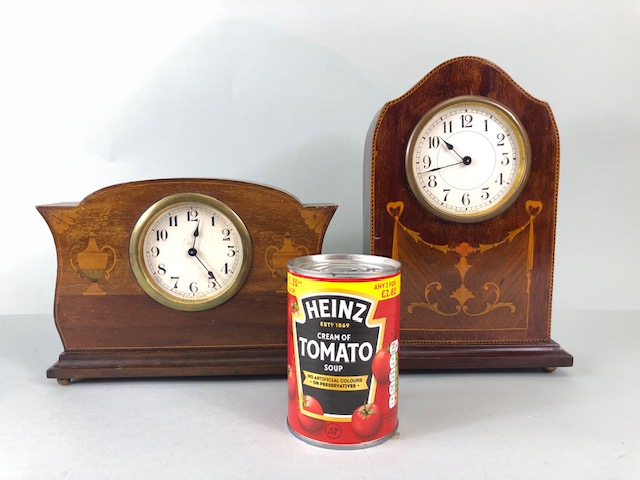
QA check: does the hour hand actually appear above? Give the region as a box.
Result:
[191,221,200,248]
[440,136,456,152]
[439,136,472,165]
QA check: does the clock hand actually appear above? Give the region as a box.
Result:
[439,136,472,165]
[191,221,200,249]
[426,155,472,173]
[426,160,465,172]
[188,247,220,287]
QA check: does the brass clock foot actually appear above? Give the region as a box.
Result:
[543,366,557,373]
[57,378,71,386]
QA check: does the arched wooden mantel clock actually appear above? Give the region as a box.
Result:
[38,179,336,383]
[365,56,573,371]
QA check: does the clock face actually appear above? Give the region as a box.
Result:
[129,193,252,311]
[406,96,531,223]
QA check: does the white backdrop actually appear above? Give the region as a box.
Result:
[1,0,638,314]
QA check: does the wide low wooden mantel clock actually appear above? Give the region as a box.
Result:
[365,56,573,371]
[38,178,336,383]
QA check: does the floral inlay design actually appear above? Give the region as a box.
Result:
[386,200,542,318]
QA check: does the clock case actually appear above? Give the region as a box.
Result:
[38,179,336,383]
[365,56,573,370]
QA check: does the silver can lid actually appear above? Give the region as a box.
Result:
[288,254,400,279]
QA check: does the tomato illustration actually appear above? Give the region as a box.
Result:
[287,364,296,398]
[351,403,382,437]
[290,300,300,314]
[371,348,391,384]
[297,395,324,432]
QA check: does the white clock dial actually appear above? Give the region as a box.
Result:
[130,193,252,311]
[406,96,530,223]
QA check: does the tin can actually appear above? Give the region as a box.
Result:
[286,254,401,449]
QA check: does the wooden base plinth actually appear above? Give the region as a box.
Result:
[48,341,573,384]
[47,347,287,384]
[399,340,573,371]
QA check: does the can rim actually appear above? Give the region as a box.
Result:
[287,254,400,279]
[287,420,398,449]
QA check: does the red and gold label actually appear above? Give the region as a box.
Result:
[287,270,400,447]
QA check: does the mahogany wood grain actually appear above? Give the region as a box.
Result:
[38,178,336,382]
[366,57,572,370]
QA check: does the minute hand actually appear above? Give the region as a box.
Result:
[426,160,466,172]
[189,249,220,286]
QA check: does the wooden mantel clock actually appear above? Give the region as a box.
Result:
[365,56,573,371]
[38,178,336,383]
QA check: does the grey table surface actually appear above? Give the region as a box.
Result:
[1,311,638,479]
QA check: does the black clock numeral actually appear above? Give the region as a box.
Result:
[227,246,237,257]
[428,136,440,149]
[171,277,179,289]
[443,189,451,202]
[156,229,168,241]
[222,263,230,275]
[481,187,490,200]
[461,114,473,128]
[222,228,232,241]
[443,121,452,133]
[422,155,432,170]
[211,216,216,226]
[461,193,470,206]
[157,264,167,275]
[496,173,504,185]
[208,277,217,289]
[151,246,160,257]
[427,175,437,188]
[501,152,510,165]
[189,282,198,293]
[169,215,178,227]
[496,133,506,146]
[484,119,489,132]
[187,210,198,222]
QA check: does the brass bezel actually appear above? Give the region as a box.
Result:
[405,95,531,223]
[129,193,252,311]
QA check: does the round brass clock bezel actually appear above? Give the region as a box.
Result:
[405,95,532,223]
[129,192,252,312]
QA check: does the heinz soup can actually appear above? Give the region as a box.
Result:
[287,254,401,449]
